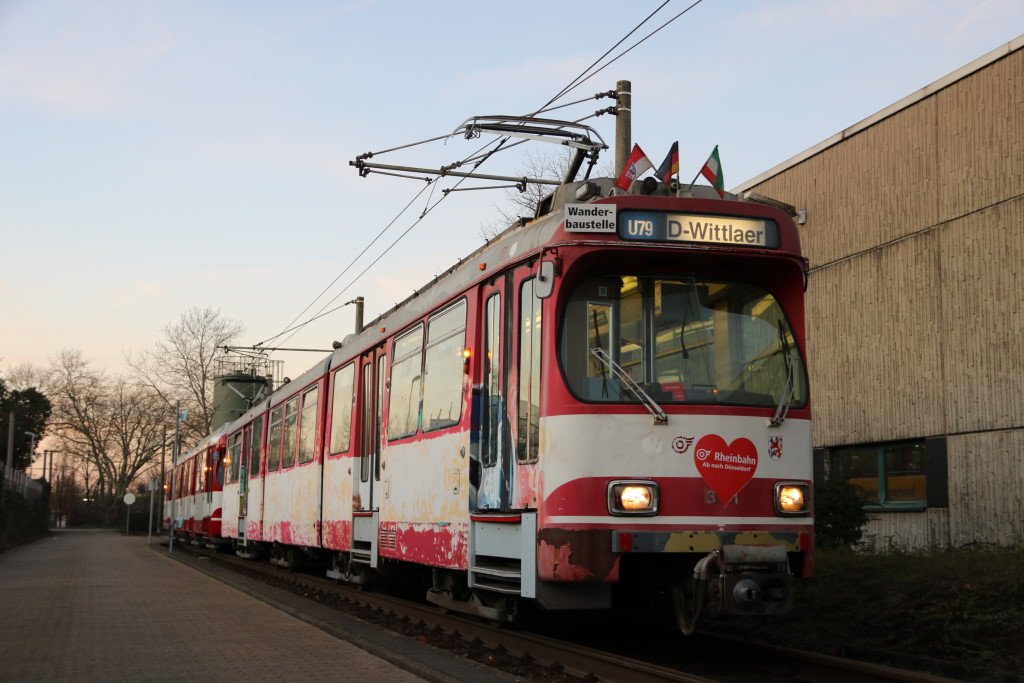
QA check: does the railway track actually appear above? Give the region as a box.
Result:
[165,543,962,683]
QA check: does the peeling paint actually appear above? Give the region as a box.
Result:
[381,520,468,569]
[322,520,352,551]
[537,528,620,582]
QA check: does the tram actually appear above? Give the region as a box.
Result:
[167,160,812,634]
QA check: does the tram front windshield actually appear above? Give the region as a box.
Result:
[560,275,808,407]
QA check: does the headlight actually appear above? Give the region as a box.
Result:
[774,481,810,516]
[608,480,659,516]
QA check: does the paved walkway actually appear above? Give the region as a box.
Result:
[0,530,510,682]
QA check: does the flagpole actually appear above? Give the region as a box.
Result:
[685,167,704,193]
[687,147,715,193]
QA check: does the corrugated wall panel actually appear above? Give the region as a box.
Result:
[751,100,940,269]
[860,512,931,551]
[947,431,1024,546]
[940,198,1024,433]
[808,231,945,445]
[937,49,1024,221]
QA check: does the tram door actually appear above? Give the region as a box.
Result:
[237,426,249,532]
[244,415,266,540]
[478,277,512,511]
[355,345,386,512]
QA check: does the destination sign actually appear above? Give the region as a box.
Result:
[619,211,780,248]
[564,203,616,233]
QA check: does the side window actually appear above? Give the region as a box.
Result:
[422,300,467,432]
[518,278,542,462]
[267,406,283,472]
[297,385,319,464]
[214,449,224,488]
[227,432,242,483]
[387,325,424,440]
[196,455,207,493]
[361,362,373,482]
[483,293,501,467]
[249,415,264,478]
[330,364,355,454]
[282,396,299,468]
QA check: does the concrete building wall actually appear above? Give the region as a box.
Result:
[737,38,1024,549]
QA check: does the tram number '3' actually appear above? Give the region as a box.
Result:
[625,219,654,237]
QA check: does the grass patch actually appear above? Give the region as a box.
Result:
[714,546,1024,680]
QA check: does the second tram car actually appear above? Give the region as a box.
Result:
[166,174,813,633]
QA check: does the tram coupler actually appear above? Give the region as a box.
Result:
[712,544,794,616]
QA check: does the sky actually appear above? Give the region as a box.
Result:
[2,0,1022,384]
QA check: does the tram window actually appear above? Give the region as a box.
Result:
[482,293,501,468]
[560,275,807,407]
[214,450,225,488]
[376,357,386,481]
[618,276,645,384]
[388,325,424,440]
[297,386,318,464]
[282,396,299,468]
[267,406,283,472]
[422,300,467,432]
[517,278,542,463]
[197,455,207,493]
[227,432,241,483]
[249,415,264,478]
[329,364,355,454]
[829,441,929,510]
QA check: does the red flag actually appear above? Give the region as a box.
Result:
[656,141,679,184]
[614,144,653,190]
[700,145,725,198]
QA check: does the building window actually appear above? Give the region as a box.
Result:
[820,437,947,512]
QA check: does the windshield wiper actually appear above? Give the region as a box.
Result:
[590,347,668,425]
[769,321,796,427]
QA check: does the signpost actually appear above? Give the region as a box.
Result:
[123,492,136,536]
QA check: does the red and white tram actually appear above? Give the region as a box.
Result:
[166,175,813,633]
[166,429,227,545]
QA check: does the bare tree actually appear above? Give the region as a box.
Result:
[478,146,614,241]
[3,362,49,392]
[479,147,574,241]
[127,306,244,447]
[47,350,166,521]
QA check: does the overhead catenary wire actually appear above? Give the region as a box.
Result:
[268,134,507,350]
[257,181,434,349]
[538,0,705,109]
[262,0,704,353]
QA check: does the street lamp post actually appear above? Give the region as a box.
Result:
[46,450,62,527]
[25,432,36,475]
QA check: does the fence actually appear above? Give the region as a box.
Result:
[2,467,44,505]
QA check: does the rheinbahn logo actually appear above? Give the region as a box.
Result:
[672,436,695,454]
